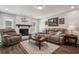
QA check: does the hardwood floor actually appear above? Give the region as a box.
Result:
[0,43,27,54]
[53,45,79,54]
[0,41,79,54]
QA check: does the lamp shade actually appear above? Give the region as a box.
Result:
[68,25,75,30]
[68,25,75,34]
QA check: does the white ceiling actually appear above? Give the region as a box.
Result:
[0,5,78,19]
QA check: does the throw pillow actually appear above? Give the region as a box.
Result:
[56,31,62,36]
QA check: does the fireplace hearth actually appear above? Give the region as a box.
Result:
[19,29,29,36]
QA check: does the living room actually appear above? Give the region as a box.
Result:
[0,5,79,54]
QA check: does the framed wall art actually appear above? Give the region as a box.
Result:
[48,17,58,26]
[21,17,27,22]
[59,18,64,24]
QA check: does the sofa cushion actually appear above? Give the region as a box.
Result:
[48,31,57,35]
[3,28,15,33]
[56,31,62,36]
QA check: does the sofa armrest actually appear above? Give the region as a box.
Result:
[2,34,11,38]
[2,34,22,38]
[59,34,65,37]
[15,34,21,36]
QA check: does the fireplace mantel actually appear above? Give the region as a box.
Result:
[16,24,32,28]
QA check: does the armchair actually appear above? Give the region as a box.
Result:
[1,28,22,46]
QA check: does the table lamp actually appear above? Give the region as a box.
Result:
[68,25,75,34]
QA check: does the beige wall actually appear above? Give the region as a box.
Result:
[39,9,79,32]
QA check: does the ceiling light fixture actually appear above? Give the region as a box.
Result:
[71,6,75,9]
[5,8,8,10]
[35,5,44,10]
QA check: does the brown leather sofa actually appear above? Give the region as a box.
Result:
[1,28,22,46]
[46,28,66,44]
[39,28,66,44]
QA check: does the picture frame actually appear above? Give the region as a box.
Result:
[59,18,64,24]
[48,17,58,26]
[21,17,27,22]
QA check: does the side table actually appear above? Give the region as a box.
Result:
[64,34,78,47]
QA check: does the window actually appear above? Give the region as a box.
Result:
[5,21,12,27]
[3,17,14,28]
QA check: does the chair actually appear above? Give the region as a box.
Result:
[1,27,22,46]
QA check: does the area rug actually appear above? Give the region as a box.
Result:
[20,40,60,54]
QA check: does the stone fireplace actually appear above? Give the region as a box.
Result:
[19,29,29,36]
[16,24,32,36]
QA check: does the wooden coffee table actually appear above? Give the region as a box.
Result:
[33,35,46,50]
